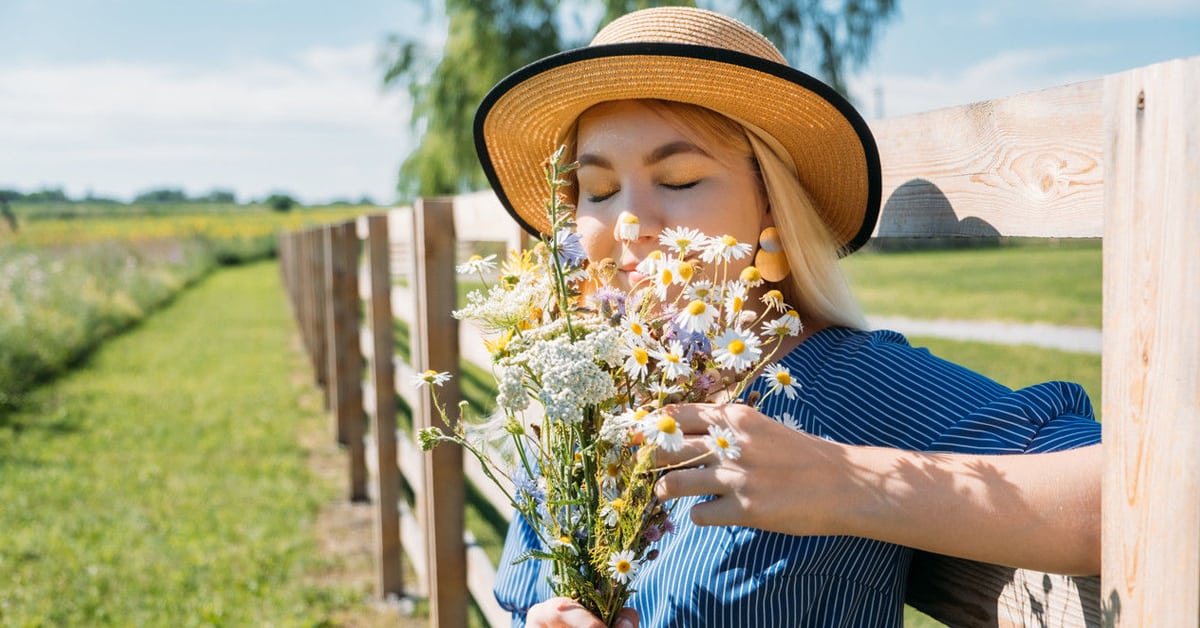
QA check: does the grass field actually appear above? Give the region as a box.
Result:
[843,239,1102,328]
[0,263,363,626]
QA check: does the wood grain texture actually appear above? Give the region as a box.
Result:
[1101,56,1200,626]
[413,198,468,627]
[869,78,1104,239]
[365,215,403,598]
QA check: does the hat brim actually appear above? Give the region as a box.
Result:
[475,42,881,255]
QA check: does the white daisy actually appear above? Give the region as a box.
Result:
[607,549,640,584]
[738,265,764,287]
[647,381,684,397]
[712,328,762,371]
[411,370,451,388]
[635,250,665,278]
[779,411,804,432]
[621,313,651,344]
[455,254,497,275]
[616,212,641,242]
[705,425,742,460]
[723,283,748,325]
[600,497,626,527]
[639,410,685,451]
[759,289,787,313]
[653,341,693,380]
[659,226,705,255]
[762,310,804,337]
[622,346,651,380]
[683,279,716,303]
[673,299,718,334]
[700,234,753,263]
[762,363,801,400]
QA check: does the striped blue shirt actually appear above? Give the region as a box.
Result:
[494,327,1101,626]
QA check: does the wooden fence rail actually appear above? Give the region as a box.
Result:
[278,55,1199,627]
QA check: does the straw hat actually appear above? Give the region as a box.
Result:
[474,6,881,255]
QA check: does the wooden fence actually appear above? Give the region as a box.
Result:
[278,55,1199,627]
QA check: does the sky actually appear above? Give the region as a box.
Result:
[0,0,1196,206]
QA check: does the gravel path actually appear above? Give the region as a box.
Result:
[867,316,1101,354]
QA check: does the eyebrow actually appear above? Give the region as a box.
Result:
[576,140,710,170]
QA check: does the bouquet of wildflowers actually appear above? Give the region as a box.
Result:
[416,147,803,625]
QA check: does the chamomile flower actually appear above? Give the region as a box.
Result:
[705,425,742,460]
[617,212,640,242]
[412,370,452,387]
[622,346,651,380]
[738,265,764,287]
[674,299,718,334]
[779,411,804,432]
[659,226,705,255]
[723,283,748,324]
[635,251,665,277]
[712,328,762,371]
[621,313,651,344]
[639,410,685,451]
[607,549,640,584]
[549,534,577,553]
[760,289,787,313]
[762,310,804,337]
[653,341,693,380]
[456,254,498,275]
[683,279,717,303]
[700,234,753,263]
[762,363,801,400]
[601,497,626,527]
[647,381,684,398]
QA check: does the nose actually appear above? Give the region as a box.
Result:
[612,185,665,246]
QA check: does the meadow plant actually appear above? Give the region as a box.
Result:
[0,239,212,407]
[417,148,804,624]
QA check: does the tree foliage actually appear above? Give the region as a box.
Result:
[383,0,897,199]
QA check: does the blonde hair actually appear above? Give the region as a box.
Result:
[568,99,866,330]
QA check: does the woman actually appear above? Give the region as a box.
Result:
[473,7,1101,627]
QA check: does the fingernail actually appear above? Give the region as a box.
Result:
[615,618,635,628]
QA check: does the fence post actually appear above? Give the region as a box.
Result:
[325,222,367,501]
[1102,57,1200,624]
[366,214,404,597]
[310,228,331,409]
[413,197,467,627]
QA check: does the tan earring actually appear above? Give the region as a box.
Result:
[755,226,790,282]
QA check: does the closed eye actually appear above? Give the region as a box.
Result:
[663,180,700,191]
[587,190,617,203]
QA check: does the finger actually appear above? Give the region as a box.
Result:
[661,403,726,434]
[526,597,607,628]
[686,493,744,527]
[655,465,723,500]
[614,607,640,628]
[652,436,711,468]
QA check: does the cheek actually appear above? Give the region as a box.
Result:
[575,214,613,260]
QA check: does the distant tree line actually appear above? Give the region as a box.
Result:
[0,187,378,209]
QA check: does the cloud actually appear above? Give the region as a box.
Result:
[850,47,1100,119]
[0,43,411,203]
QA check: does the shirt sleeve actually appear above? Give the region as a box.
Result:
[926,380,1100,454]
[493,512,546,626]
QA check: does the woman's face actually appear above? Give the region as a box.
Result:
[574,100,768,291]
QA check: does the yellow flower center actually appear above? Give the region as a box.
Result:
[468,254,483,262]
[633,408,650,420]
[606,463,620,477]
[721,235,738,247]
[620,213,639,224]
[739,266,762,283]
[659,269,673,284]
[611,497,626,511]
[632,347,649,365]
[716,436,729,449]
[732,296,744,311]
[774,372,793,386]
[677,261,695,281]
[630,322,643,335]
[764,289,783,303]
[648,250,664,261]
[728,340,746,355]
[657,416,678,434]
[686,300,707,316]
[616,559,633,574]
[559,535,572,545]
[665,352,681,364]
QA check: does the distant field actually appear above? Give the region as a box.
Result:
[843,240,1102,328]
[3,202,378,246]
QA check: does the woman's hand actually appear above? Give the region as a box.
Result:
[653,402,850,536]
[653,402,1101,575]
[526,597,639,628]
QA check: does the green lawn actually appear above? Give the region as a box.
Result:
[0,262,357,626]
[843,240,1102,327]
